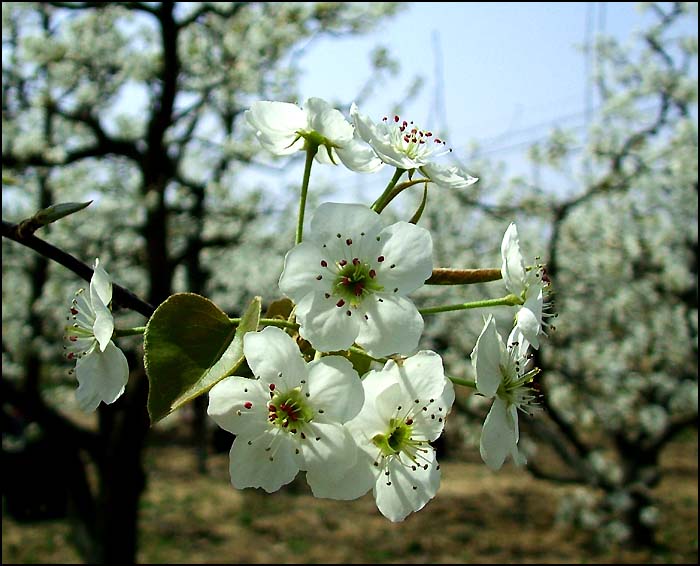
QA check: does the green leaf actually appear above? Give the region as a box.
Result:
[264,297,294,320]
[144,293,261,424]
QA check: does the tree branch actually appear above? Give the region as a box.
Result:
[2,220,154,318]
[176,2,250,29]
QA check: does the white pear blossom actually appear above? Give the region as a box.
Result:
[64,258,129,412]
[207,326,364,495]
[245,98,383,172]
[471,315,540,471]
[278,202,433,357]
[312,351,455,522]
[501,222,553,350]
[350,104,478,189]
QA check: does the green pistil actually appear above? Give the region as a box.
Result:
[372,418,414,457]
[268,388,314,432]
[497,366,540,406]
[333,260,384,306]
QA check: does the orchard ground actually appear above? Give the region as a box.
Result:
[3,420,697,564]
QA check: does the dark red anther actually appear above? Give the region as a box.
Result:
[244,402,253,409]
[321,260,327,267]
[269,383,275,391]
[342,276,351,286]
[339,259,347,267]
[69,336,78,342]
[406,418,413,425]
[346,238,352,246]
[336,299,346,307]
[352,258,360,265]
[70,308,78,315]
[67,352,75,360]
[369,269,376,278]
[377,256,385,262]
[354,283,364,297]
[394,115,399,122]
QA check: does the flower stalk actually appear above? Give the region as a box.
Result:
[371,167,405,212]
[296,143,319,245]
[419,294,521,315]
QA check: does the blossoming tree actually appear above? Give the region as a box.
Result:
[418,1,697,548]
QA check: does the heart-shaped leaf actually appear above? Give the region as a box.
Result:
[144,293,261,424]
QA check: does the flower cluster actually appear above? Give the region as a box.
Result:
[205,97,549,520]
[65,97,551,522]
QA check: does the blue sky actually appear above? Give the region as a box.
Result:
[291,2,693,181]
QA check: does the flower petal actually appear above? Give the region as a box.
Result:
[295,291,361,353]
[386,351,448,409]
[245,101,307,155]
[308,202,383,245]
[91,302,114,352]
[306,356,363,422]
[347,375,398,442]
[335,139,384,173]
[207,376,270,437]
[421,162,479,190]
[88,259,114,351]
[298,421,357,475]
[374,221,433,295]
[411,379,455,442]
[508,326,531,357]
[90,258,112,305]
[480,397,519,471]
[306,447,375,500]
[471,315,504,398]
[374,448,440,522]
[356,294,423,357]
[228,430,299,492]
[350,102,380,144]
[372,381,407,424]
[243,327,307,389]
[75,341,128,412]
[305,97,354,141]
[278,241,330,302]
[501,223,527,296]
[517,287,543,349]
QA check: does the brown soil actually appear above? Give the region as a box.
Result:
[2,428,697,564]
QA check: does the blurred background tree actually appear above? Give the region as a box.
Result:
[2,2,402,563]
[418,0,697,549]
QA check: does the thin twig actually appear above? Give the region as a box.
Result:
[2,220,154,318]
